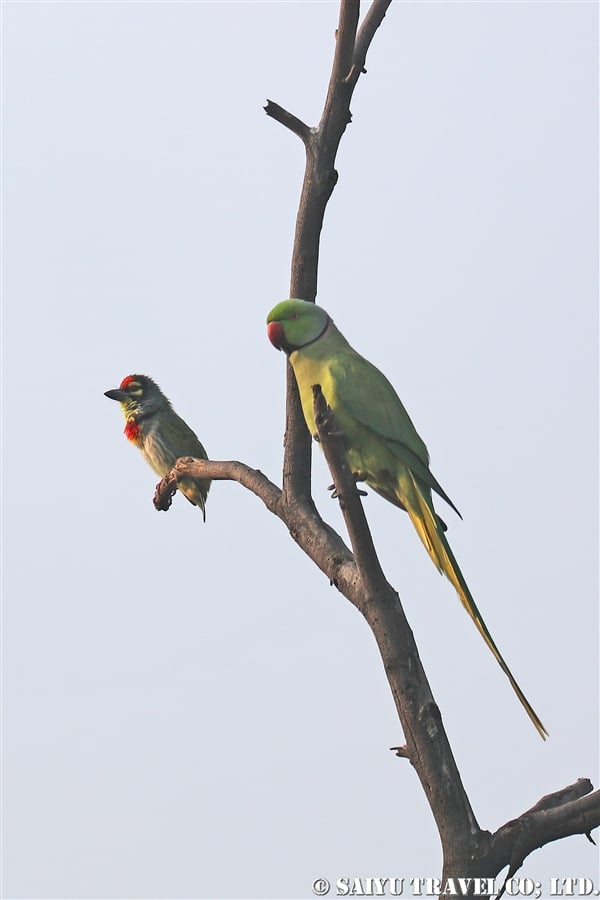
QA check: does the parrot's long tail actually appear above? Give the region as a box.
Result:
[400,470,548,740]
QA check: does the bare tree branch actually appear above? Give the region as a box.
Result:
[153,1,599,887]
[309,387,485,863]
[155,458,357,589]
[155,433,600,886]
[264,0,393,511]
[312,385,388,593]
[262,101,311,145]
[307,390,600,888]
[351,0,391,81]
[322,0,360,118]
[390,744,410,759]
[523,777,594,815]
[490,784,600,899]
[155,426,600,886]
[154,458,282,516]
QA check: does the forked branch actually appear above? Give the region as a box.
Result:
[265,0,393,507]
[153,0,598,890]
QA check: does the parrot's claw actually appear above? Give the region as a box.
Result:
[351,472,368,497]
[327,481,367,500]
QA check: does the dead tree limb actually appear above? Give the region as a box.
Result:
[264,0,392,509]
[153,2,599,892]
[156,451,600,893]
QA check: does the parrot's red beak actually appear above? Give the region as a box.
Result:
[267,321,285,350]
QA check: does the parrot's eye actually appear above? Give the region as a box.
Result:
[291,313,299,320]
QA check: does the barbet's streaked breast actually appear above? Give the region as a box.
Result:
[105,374,210,520]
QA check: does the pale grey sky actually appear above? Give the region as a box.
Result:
[2,2,598,898]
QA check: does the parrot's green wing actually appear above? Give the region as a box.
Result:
[325,344,548,739]
[328,346,461,518]
[281,310,547,739]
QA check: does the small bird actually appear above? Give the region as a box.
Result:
[267,298,547,739]
[105,374,210,519]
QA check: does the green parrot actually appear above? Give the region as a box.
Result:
[267,298,547,739]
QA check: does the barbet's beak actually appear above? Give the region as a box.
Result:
[104,388,127,402]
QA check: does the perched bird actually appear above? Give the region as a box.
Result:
[104,374,210,520]
[267,298,547,739]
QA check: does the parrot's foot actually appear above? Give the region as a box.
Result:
[351,471,369,497]
[327,481,368,500]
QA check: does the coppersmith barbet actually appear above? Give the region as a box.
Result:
[105,374,210,519]
[267,298,547,739]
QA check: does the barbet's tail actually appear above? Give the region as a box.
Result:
[179,476,208,522]
[400,470,548,740]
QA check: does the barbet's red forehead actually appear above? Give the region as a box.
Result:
[119,375,137,389]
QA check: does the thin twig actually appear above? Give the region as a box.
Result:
[390,745,410,759]
[264,100,311,145]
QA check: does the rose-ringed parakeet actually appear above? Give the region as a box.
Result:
[267,298,547,739]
